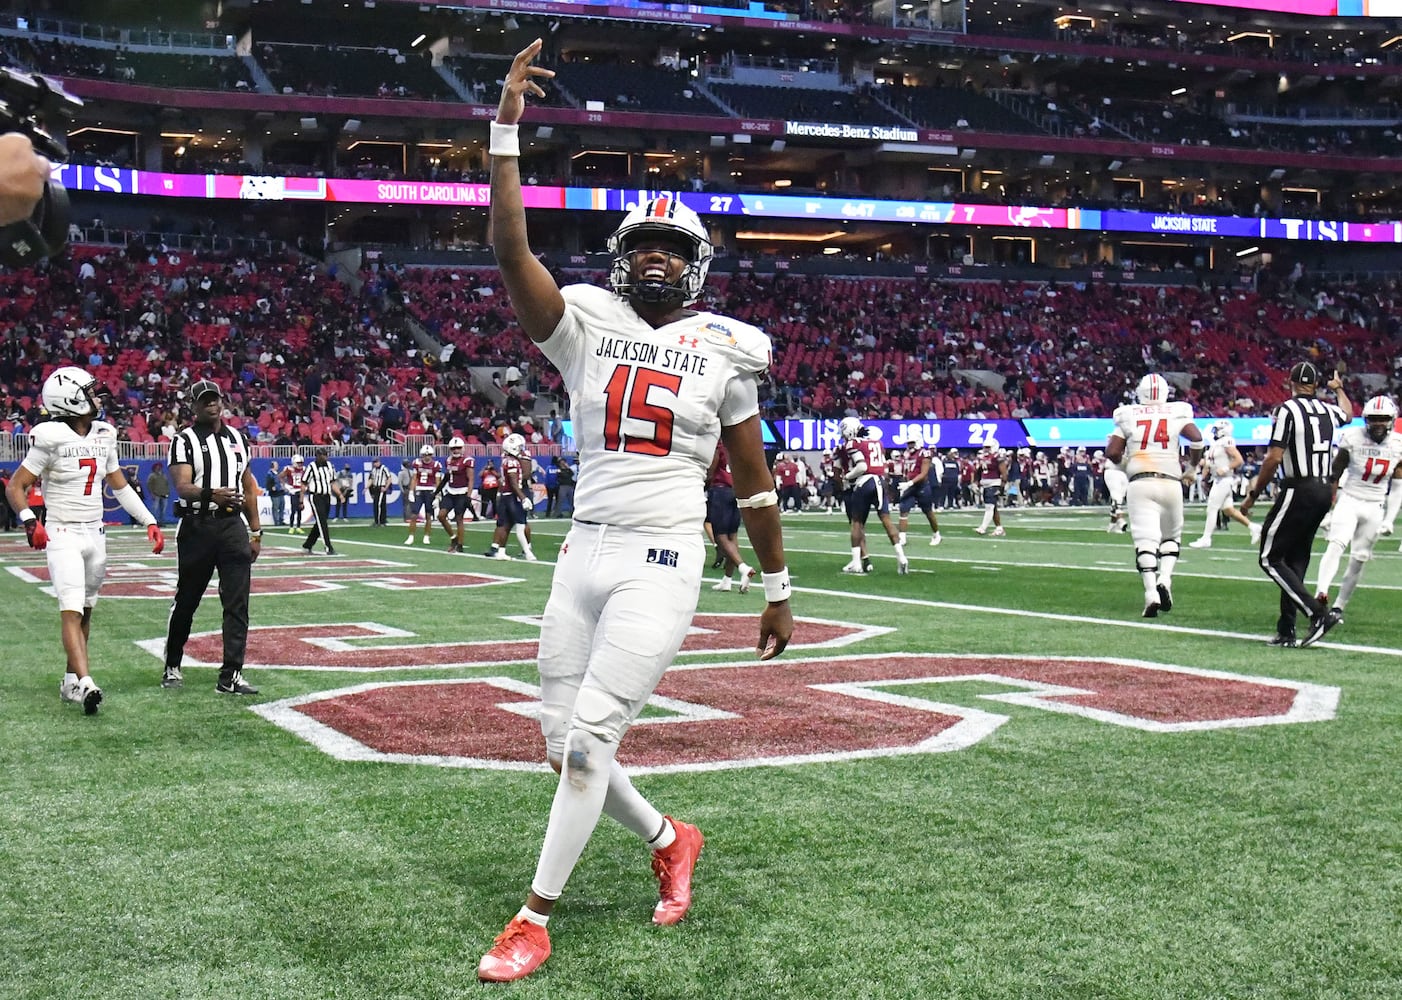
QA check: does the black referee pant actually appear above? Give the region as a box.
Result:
[303,493,334,553]
[165,515,253,677]
[1258,479,1332,638]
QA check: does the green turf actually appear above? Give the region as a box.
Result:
[1,506,1398,999]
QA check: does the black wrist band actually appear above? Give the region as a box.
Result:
[200,487,213,505]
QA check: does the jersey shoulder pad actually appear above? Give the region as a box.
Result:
[1170,401,1194,422]
[560,282,618,314]
[31,421,66,447]
[694,313,772,376]
[92,419,119,439]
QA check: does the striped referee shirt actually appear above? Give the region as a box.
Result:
[1269,395,1348,480]
[170,424,251,515]
[303,460,338,496]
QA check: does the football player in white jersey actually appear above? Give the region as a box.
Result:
[1313,396,1402,621]
[475,40,793,984]
[1105,373,1203,618]
[1102,456,1130,533]
[5,367,165,715]
[1189,420,1262,549]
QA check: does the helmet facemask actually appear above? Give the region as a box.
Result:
[606,199,713,308]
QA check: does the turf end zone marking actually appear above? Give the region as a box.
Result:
[250,653,1339,774]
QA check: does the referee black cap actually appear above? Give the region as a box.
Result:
[191,379,223,399]
[1288,362,1320,386]
[315,447,329,457]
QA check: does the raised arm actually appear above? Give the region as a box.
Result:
[489,40,566,345]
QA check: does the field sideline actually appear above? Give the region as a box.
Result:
[1,505,1398,1000]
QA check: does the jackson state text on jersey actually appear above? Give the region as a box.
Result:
[1110,401,1196,477]
[539,283,771,531]
[1338,426,1402,502]
[20,420,120,522]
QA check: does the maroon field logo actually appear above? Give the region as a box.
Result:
[249,652,1340,774]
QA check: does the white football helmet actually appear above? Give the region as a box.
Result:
[607,196,714,306]
[502,433,526,457]
[1210,419,1234,443]
[449,436,466,451]
[1363,395,1398,443]
[1093,449,1105,459]
[1132,373,1166,403]
[1135,373,1170,404]
[838,416,863,441]
[41,366,102,418]
[420,444,435,457]
[292,454,304,466]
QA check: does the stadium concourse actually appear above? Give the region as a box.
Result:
[2,244,1399,450]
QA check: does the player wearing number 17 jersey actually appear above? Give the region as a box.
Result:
[476,39,793,985]
[5,367,164,716]
[1313,395,1402,622]
[1105,373,1203,619]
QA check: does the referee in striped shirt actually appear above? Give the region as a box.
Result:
[163,380,262,695]
[300,447,344,555]
[1241,362,1353,648]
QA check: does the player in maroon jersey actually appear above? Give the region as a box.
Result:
[772,452,804,513]
[484,434,538,561]
[707,441,755,592]
[405,444,443,545]
[834,417,908,574]
[434,436,478,553]
[973,445,1009,537]
[895,439,942,546]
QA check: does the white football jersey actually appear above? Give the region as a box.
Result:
[20,419,120,523]
[1110,401,1196,478]
[1206,437,1238,480]
[541,284,771,531]
[1337,426,1402,503]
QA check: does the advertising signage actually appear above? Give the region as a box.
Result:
[53,165,1402,245]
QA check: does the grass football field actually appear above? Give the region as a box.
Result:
[1,505,1399,1000]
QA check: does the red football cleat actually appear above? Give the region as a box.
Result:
[477,915,551,983]
[652,817,704,926]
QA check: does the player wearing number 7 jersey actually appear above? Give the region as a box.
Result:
[476,39,794,984]
[1105,373,1203,619]
[5,366,165,716]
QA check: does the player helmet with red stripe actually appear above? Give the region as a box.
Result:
[607,196,714,306]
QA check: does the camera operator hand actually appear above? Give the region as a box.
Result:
[0,132,49,226]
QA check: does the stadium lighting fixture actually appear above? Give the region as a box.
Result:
[411,34,426,47]
[1382,35,1402,49]
[735,230,845,242]
[1235,246,1261,257]
[1171,87,1187,96]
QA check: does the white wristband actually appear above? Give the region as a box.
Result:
[761,568,791,603]
[737,489,779,509]
[489,121,521,157]
[19,508,35,523]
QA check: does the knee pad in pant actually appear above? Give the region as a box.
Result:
[1135,549,1159,574]
[1158,539,1180,560]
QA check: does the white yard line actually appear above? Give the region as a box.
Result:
[789,584,1402,658]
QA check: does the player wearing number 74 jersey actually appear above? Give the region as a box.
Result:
[1105,373,1203,619]
[4,366,165,716]
[476,38,794,984]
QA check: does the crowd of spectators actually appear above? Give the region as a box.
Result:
[3,246,1400,451]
